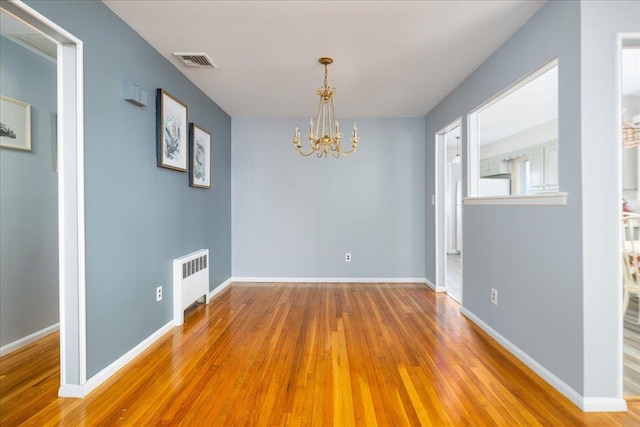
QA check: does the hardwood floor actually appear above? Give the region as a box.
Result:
[625,295,640,396]
[446,253,462,303]
[2,282,640,426]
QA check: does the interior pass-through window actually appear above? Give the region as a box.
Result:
[470,58,559,198]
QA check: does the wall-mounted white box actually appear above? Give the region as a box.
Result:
[123,81,147,107]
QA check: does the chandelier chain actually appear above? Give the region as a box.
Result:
[324,64,328,90]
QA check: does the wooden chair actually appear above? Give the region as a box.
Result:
[623,212,640,323]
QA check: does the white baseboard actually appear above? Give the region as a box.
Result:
[208,277,234,301]
[58,320,174,398]
[425,278,446,292]
[231,277,428,284]
[57,384,85,398]
[460,307,627,413]
[582,398,628,413]
[0,323,60,357]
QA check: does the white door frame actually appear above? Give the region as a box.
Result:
[1,0,86,396]
[435,119,462,294]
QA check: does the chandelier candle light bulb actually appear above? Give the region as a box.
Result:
[292,57,360,158]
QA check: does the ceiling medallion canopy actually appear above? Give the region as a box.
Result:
[293,57,359,158]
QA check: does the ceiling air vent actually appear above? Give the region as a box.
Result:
[173,52,217,69]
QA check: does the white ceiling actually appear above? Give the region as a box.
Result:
[103,0,547,118]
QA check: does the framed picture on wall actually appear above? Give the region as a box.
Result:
[189,123,212,189]
[0,95,31,151]
[156,89,188,171]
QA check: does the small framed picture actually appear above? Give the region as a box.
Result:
[156,89,188,171]
[189,123,212,189]
[0,95,31,151]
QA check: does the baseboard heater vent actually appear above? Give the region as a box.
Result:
[173,249,209,326]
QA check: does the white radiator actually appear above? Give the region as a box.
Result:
[173,249,210,326]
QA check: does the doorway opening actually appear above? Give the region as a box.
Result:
[436,121,463,303]
[620,37,640,397]
[0,8,58,355]
[0,0,85,396]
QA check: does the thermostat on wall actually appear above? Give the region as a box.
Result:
[123,81,147,107]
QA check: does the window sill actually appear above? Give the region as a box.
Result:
[463,192,568,206]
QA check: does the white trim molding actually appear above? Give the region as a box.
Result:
[461,307,627,413]
[57,384,85,399]
[582,398,628,413]
[0,323,60,357]
[231,277,429,284]
[463,192,568,206]
[59,320,174,398]
[425,278,447,292]
[208,277,234,301]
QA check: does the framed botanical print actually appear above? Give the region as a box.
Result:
[189,123,212,189]
[156,89,188,171]
[0,95,31,151]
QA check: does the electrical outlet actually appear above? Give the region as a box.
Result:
[345,253,352,262]
[491,288,498,306]
[156,286,163,302]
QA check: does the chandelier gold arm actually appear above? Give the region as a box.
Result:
[293,133,316,156]
[297,147,315,156]
[335,140,358,157]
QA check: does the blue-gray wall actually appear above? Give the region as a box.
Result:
[232,118,425,279]
[26,0,232,377]
[0,36,58,348]
[426,0,640,400]
[426,0,584,392]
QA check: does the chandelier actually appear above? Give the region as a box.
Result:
[293,57,359,158]
[623,119,640,148]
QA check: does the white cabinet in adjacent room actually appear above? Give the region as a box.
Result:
[528,141,558,193]
[478,141,559,195]
[479,157,510,178]
[528,146,545,191]
[544,142,559,191]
